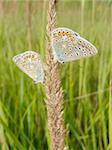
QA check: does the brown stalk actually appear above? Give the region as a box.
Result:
[44,0,66,150]
[26,1,32,50]
[0,1,4,16]
[12,0,18,15]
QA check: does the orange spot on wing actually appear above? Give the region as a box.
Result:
[58,32,62,36]
[65,32,68,36]
[62,31,65,36]
[66,32,72,37]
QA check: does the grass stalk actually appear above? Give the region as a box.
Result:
[92,0,95,25]
[79,0,85,95]
[0,1,4,17]
[44,0,65,149]
[26,1,32,50]
[109,80,112,150]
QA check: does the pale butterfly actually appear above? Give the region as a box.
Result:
[51,27,97,63]
[13,51,44,84]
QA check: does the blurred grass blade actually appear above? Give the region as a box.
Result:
[0,117,25,150]
[109,81,112,150]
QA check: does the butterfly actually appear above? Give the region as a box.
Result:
[51,27,97,63]
[13,51,44,84]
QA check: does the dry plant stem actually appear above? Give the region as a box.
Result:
[0,1,4,15]
[12,0,18,15]
[44,0,65,150]
[26,1,32,49]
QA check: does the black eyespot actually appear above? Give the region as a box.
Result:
[59,31,60,33]
[62,62,64,64]
[79,47,80,49]
[76,53,79,55]
[75,33,78,36]
[65,53,66,54]
[63,31,64,33]
[67,32,68,33]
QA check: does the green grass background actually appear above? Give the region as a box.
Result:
[0,0,112,149]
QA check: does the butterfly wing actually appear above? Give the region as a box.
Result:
[13,51,44,83]
[51,27,97,63]
[51,27,80,63]
[65,37,97,62]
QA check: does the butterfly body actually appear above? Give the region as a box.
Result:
[51,27,97,63]
[13,51,44,83]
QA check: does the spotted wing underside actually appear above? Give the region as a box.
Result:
[51,27,97,63]
[13,51,44,83]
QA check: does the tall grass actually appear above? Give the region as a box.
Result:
[0,1,111,149]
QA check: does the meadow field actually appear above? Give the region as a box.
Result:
[0,0,112,149]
